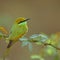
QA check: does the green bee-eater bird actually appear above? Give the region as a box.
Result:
[7,17,30,48]
[3,17,30,59]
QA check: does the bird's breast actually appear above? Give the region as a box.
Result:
[8,24,28,41]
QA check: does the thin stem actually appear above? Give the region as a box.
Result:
[43,43,60,50]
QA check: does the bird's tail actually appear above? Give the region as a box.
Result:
[2,40,13,60]
[2,48,11,60]
[7,40,13,48]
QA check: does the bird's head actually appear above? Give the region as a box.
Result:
[15,17,30,24]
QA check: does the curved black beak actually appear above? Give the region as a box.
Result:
[24,18,30,22]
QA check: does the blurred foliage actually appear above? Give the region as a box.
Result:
[31,55,44,60]
[0,32,3,39]
[19,33,60,60]
[0,26,60,60]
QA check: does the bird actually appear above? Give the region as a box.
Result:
[7,17,30,48]
[3,17,30,59]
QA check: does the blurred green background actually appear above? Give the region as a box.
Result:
[0,0,60,60]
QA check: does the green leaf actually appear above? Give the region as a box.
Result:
[39,34,48,42]
[20,37,28,46]
[30,34,41,42]
[19,36,33,51]
[21,41,33,51]
[30,34,48,43]
[46,39,51,44]
[19,36,28,41]
[28,42,33,51]
[49,34,57,45]
[35,42,42,45]
[45,46,56,55]
[21,41,28,46]
[30,34,40,38]
[31,55,44,60]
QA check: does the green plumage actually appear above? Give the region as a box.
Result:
[9,22,28,40]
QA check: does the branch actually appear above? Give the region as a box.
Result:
[20,39,60,50]
[43,43,60,50]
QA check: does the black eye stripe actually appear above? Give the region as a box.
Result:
[18,20,24,24]
[18,18,30,24]
[18,20,26,24]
